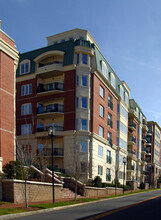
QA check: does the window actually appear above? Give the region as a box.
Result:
[76,75,79,86]
[81,119,87,130]
[76,97,79,108]
[21,84,32,96]
[77,54,79,64]
[98,145,103,157]
[106,168,111,181]
[120,122,127,135]
[120,85,124,100]
[20,60,30,75]
[107,132,112,146]
[81,162,87,173]
[108,95,113,110]
[107,150,111,164]
[100,86,105,98]
[125,92,129,106]
[119,171,123,179]
[120,105,128,120]
[82,97,87,108]
[99,105,104,118]
[21,124,32,135]
[99,125,104,137]
[108,113,112,128]
[102,61,108,79]
[117,103,119,113]
[21,103,32,116]
[82,54,88,64]
[119,155,123,164]
[82,75,87,86]
[110,73,115,88]
[120,138,127,150]
[81,141,87,152]
[98,165,103,175]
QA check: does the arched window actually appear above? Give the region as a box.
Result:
[101,61,108,79]
[125,92,129,106]
[110,72,116,89]
[20,59,30,75]
[119,85,124,100]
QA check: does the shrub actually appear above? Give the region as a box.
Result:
[92,176,102,187]
[140,182,145,189]
[124,185,131,191]
[6,161,24,180]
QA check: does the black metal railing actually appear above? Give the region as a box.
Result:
[128,136,136,143]
[128,122,136,129]
[37,82,64,93]
[37,148,64,157]
[37,126,64,132]
[38,61,63,68]
[37,104,64,114]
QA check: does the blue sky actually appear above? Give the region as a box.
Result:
[1,0,161,126]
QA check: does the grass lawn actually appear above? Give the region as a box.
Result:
[0,209,27,215]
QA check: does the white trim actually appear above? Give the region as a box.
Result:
[0,128,14,134]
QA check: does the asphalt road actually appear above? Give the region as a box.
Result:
[11,190,161,220]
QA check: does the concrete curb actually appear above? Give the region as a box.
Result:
[0,189,160,219]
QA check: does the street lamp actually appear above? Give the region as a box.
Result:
[123,157,126,194]
[48,126,56,204]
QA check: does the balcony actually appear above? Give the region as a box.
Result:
[128,150,136,159]
[36,61,64,77]
[106,174,111,182]
[142,124,148,132]
[36,125,64,137]
[141,170,146,175]
[128,122,136,131]
[37,82,64,95]
[146,141,151,146]
[129,108,137,118]
[147,131,152,136]
[128,136,136,145]
[108,119,113,128]
[37,104,64,118]
[106,155,112,164]
[108,100,113,110]
[37,147,64,157]
[108,137,112,146]
[141,146,147,154]
[127,164,135,171]
[142,135,147,143]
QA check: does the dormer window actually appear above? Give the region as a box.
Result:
[119,85,124,100]
[20,59,30,75]
[101,61,108,79]
[125,92,129,106]
[110,72,116,89]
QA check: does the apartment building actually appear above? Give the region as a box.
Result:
[127,99,148,188]
[16,28,130,183]
[0,21,19,171]
[146,121,161,187]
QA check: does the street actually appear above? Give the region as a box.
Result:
[12,190,161,220]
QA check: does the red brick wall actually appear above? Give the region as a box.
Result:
[0,51,15,165]
[91,74,117,145]
[16,69,76,135]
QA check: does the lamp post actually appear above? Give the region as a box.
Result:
[48,126,56,204]
[123,157,126,194]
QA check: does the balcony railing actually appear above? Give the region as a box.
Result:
[38,61,63,68]
[128,150,136,156]
[128,122,136,130]
[128,136,136,143]
[37,82,64,94]
[106,174,111,182]
[108,100,113,110]
[106,156,112,164]
[37,104,64,114]
[108,137,112,146]
[108,119,113,128]
[127,165,135,170]
[141,146,147,153]
[37,126,64,132]
[142,135,147,142]
[37,148,64,157]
